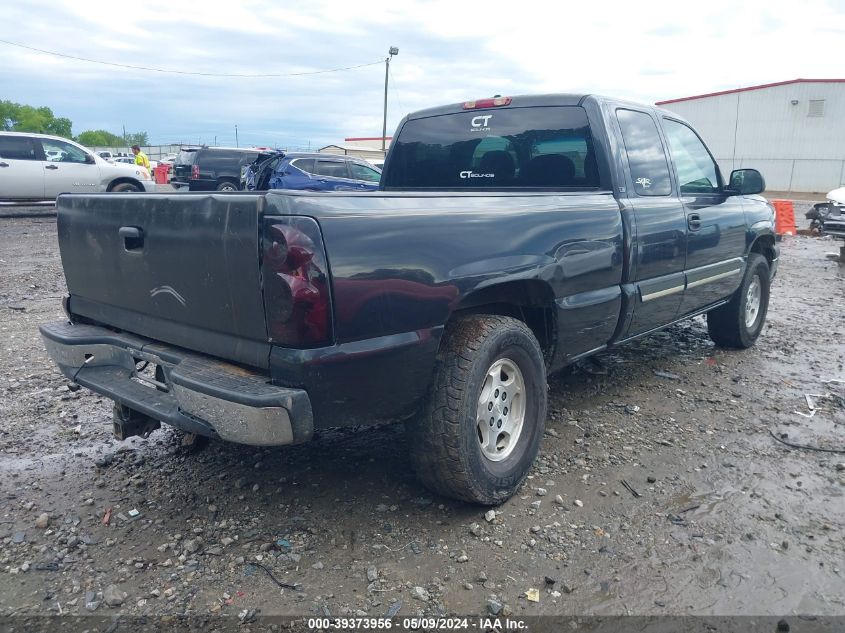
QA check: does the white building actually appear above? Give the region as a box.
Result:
[318,136,392,164]
[656,79,845,193]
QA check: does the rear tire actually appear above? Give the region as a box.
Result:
[707,253,770,348]
[408,315,547,505]
[216,180,238,192]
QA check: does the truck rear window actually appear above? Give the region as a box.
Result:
[175,149,198,165]
[383,106,600,190]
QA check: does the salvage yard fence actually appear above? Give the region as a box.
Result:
[87,144,183,161]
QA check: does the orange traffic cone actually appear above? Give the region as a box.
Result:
[771,199,796,236]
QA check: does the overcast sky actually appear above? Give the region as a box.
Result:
[2,0,844,148]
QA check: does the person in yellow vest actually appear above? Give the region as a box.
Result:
[131,145,150,173]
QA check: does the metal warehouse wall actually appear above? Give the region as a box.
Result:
[659,82,845,193]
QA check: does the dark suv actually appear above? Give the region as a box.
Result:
[171,146,261,192]
[242,152,381,192]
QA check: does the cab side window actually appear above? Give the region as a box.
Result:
[349,162,381,182]
[313,160,348,178]
[40,139,89,164]
[662,119,720,194]
[0,136,39,160]
[290,159,315,174]
[616,109,672,196]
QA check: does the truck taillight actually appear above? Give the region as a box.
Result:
[191,164,199,180]
[462,96,512,109]
[261,217,332,347]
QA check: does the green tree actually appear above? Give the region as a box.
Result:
[125,131,149,146]
[76,129,125,146]
[0,101,14,130]
[46,117,73,138]
[0,100,73,138]
[0,99,149,147]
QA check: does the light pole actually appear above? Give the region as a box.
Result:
[382,46,398,153]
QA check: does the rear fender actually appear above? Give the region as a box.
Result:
[449,279,557,360]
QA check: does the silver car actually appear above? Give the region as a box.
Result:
[0,132,156,201]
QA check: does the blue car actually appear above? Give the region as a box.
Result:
[242,151,381,192]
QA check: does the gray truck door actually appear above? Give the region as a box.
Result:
[661,118,746,316]
[615,108,688,337]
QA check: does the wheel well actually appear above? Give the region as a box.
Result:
[750,235,776,267]
[218,177,239,185]
[107,178,143,192]
[449,280,556,360]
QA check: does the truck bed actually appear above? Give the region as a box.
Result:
[59,189,625,364]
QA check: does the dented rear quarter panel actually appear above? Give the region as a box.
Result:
[263,190,624,425]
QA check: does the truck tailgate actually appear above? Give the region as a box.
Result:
[57,193,271,369]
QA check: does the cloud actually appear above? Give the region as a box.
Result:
[645,24,689,37]
[1,0,844,147]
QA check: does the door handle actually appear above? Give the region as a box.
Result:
[0,162,8,168]
[687,213,702,231]
[119,226,144,250]
[45,164,59,170]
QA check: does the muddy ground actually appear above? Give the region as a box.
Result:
[1,214,844,624]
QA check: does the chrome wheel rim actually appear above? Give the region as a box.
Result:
[745,275,762,328]
[476,358,526,462]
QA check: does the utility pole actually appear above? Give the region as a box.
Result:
[382,47,399,153]
[122,124,126,148]
[235,125,239,148]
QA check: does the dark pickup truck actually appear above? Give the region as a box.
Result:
[41,94,777,504]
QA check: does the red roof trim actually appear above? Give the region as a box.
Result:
[656,78,845,105]
[344,136,392,141]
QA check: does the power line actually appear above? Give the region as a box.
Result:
[0,38,383,78]
[388,63,407,115]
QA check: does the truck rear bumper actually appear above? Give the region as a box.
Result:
[39,321,313,446]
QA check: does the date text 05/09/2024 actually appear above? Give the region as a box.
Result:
[305,617,528,630]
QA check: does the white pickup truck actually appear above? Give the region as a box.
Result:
[0,132,156,201]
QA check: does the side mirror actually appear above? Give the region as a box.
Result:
[727,168,765,195]
[85,154,96,165]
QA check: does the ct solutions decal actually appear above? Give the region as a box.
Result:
[461,114,496,178]
[470,114,492,132]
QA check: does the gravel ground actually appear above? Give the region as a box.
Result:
[1,216,844,625]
